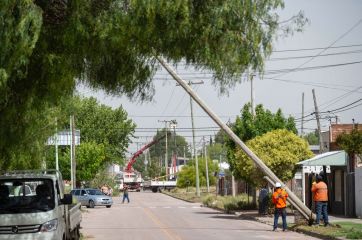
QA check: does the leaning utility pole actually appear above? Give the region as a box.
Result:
[156,56,315,222]
[312,89,323,153]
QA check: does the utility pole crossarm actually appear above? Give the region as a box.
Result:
[156,56,315,222]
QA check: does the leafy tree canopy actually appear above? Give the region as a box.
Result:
[232,129,313,186]
[177,157,218,188]
[0,0,306,163]
[303,131,319,145]
[336,128,362,155]
[226,103,297,169]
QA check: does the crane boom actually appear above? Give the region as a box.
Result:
[125,134,167,172]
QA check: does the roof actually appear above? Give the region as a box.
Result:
[298,151,347,166]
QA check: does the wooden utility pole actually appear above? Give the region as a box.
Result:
[312,89,324,153]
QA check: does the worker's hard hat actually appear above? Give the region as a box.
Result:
[275,182,282,188]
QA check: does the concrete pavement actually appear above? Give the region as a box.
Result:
[81,192,319,240]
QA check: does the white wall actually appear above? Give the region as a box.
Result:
[356,167,362,218]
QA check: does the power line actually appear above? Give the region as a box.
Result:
[319,98,362,113]
[268,49,362,61]
[272,18,362,78]
[272,43,362,53]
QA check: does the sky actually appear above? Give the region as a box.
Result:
[79,0,362,156]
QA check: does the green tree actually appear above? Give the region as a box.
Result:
[226,103,298,180]
[336,128,362,171]
[177,157,218,188]
[66,96,135,165]
[1,1,306,166]
[304,131,319,145]
[46,141,107,182]
[232,129,313,186]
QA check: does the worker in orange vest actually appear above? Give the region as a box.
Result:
[272,182,288,231]
[311,174,329,226]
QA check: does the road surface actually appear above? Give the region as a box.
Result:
[81,192,318,240]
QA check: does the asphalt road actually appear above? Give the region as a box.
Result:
[81,192,318,240]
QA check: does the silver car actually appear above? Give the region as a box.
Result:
[70,188,113,208]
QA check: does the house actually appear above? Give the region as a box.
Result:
[297,123,362,217]
[297,151,347,216]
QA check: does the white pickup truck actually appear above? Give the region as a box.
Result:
[0,170,82,240]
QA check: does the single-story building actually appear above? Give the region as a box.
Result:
[297,150,354,216]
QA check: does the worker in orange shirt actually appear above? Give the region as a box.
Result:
[272,182,288,231]
[311,174,329,226]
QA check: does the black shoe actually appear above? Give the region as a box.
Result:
[324,223,330,227]
[273,228,277,231]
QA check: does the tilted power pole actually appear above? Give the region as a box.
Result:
[156,56,315,222]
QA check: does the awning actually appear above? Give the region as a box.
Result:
[297,151,347,166]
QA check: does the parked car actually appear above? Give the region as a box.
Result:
[70,188,113,208]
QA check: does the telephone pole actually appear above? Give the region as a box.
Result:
[157,56,315,222]
[188,81,203,197]
[301,92,305,136]
[203,137,210,193]
[312,89,324,153]
[158,119,176,177]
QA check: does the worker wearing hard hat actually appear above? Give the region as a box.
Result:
[311,174,329,226]
[272,182,288,231]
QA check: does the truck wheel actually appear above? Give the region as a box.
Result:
[152,187,158,193]
[89,200,95,208]
[106,205,111,208]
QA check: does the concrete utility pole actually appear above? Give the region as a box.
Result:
[71,115,76,188]
[158,120,169,176]
[312,89,324,153]
[301,92,304,136]
[249,70,255,117]
[55,117,59,171]
[156,56,315,222]
[190,94,201,197]
[177,80,203,197]
[203,137,210,193]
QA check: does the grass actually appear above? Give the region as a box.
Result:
[295,222,362,239]
[164,187,256,212]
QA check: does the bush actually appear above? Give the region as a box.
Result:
[202,194,256,212]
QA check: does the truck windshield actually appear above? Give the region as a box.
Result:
[0,179,55,214]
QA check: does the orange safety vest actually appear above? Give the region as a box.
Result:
[311,181,328,202]
[272,188,288,209]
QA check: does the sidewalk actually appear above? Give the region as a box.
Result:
[235,210,362,225]
[234,210,362,239]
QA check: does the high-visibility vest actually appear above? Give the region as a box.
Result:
[311,181,328,201]
[272,188,288,209]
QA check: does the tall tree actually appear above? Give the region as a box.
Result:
[226,103,298,173]
[232,129,313,186]
[336,128,362,172]
[1,1,306,166]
